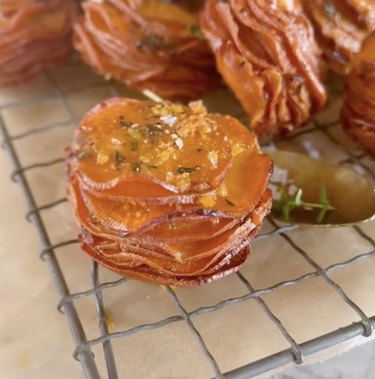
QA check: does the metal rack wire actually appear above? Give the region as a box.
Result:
[1,62,375,379]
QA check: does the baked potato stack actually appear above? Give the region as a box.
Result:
[301,0,375,75]
[66,98,272,286]
[200,0,327,141]
[73,0,220,101]
[342,32,375,155]
[0,0,78,86]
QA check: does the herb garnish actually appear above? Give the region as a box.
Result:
[127,128,142,140]
[145,124,163,144]
[136,34,175,51]
[146,164,158,169]
[188,25,204,40]
[177,166,200,174]
[286,74,303,95]
[119,117,131,129]
[225,199,236,207]
[131,140,138,151]
[114,151,125,169]
[272,184,335,223]
[75,148,92,160]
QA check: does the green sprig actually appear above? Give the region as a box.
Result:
[272,184,335,223]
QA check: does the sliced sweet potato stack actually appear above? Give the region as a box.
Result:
[67,98,272,286]
[301,0,375,75]
[342,32,375,155]
[200,0,327,141]
[74,0,219,100]
[0,0,78,86]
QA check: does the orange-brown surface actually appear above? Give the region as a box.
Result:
[0,0,77,86]
[74,0,220,100]
[200,0,327,141]
[301,0,375,75]
[342,32,375,155]
[67,98,272,286]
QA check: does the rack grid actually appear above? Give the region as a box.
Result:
[1,61,374,379]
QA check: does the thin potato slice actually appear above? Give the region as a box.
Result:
[81,240,250,286]
[71,98,261,194]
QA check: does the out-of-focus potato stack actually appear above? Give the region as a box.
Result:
[200,0,327,141]
[1,0,375,145]
[0,0,78,86]
[342,32,375,155]
[301,0,375,76]
[73,0,220,100]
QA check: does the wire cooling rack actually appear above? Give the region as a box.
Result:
[1,61,375,379]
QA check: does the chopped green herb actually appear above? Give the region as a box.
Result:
[286,74,303,94]
[119,119,131,129]
[114,151,125,169]
[319,183,329,206]
[225,199,236,207]
[132,162,141,173]
[146,164,158,169]
[136,34,175,51]
[146,125,164,133]
[188,25,204,40]
[145,124,163,144]
[294,188,303,206]
[131,140,138,151]
[127,128,142,140]
[316,207,328,224]
[75,148,92,160]
[177,166,200,174]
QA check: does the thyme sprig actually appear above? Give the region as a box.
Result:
[272,184,335,223]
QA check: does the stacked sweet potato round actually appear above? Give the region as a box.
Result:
[73,0,220,101]
[66,98,272,286]
[200,0,327,141]
[301,0,375,75]
[0,0,77,86]
[342,32,375,155]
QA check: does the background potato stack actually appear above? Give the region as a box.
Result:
[0,0,78,86]
[200,0,327,141]
[301,0,375,76]
[73,0,220,100]
[342,32,375,155]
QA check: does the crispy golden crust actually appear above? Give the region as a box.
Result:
[67,98,272,286]
[200,0,327,141]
